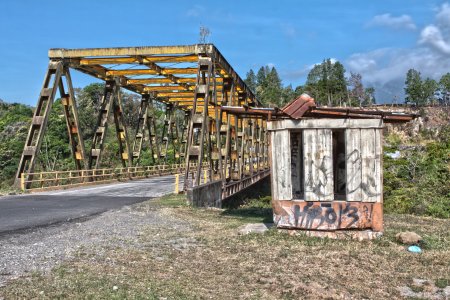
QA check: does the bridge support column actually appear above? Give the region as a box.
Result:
[88,79,131,170]
[15,61,87,188]
[183,56,215,189]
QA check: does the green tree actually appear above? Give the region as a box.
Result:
[244,69,257,93]
[305,64,322,103]
[404,69,424,106]
[305,59,347,106]
[255,66,267,101]
[253,66,284,107]
[330,61,347,106]
[348,72,364,106]
[364,87,376,106]
[264,67,283,106]
[422,78,438,105]
[438,73,450,105]
[0,101,33,187]
[75,83,105,141]
[404,69,439,106]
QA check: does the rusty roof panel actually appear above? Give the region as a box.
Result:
[280,94,417,123]
[281,94,316,119]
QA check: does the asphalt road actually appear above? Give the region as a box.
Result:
[0,175,178,235]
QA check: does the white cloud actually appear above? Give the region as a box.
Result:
[367,13,416,30]
[419,25,450,54]
[343,4,450,102]
[436,3,450,29]
[345,45,450,101]
[419,3,450,55]
[282,4,450,102]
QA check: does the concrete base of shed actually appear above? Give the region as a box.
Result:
[279,229,383,241]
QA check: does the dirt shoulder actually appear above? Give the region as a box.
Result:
[0,194,449,299]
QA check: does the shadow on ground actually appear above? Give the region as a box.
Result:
[221,176,273,223]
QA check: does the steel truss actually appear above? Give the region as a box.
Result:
[15,44,269,195]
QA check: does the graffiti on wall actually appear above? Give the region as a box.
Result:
[346,149,381,198]
[273,200,382,231]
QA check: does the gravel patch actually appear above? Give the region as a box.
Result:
[0,199,191,287]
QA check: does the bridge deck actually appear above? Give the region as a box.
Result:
[2,172,269,234]
[0,175,176,234]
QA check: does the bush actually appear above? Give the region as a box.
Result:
[384,126,450,218]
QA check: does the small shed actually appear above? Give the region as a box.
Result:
[268,94,415,239]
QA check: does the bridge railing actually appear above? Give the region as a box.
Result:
[20,163,206,191]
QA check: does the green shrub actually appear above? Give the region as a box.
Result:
[384,126,450,218]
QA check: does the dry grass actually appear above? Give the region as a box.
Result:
[1,194,449,299]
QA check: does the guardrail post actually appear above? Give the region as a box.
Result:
[20,173,25,191]
[175,174,179,194]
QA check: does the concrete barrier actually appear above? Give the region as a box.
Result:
[187,180,222,208]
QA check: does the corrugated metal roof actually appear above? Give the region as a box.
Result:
[281,93,316,119]
[280,94,417,122]
[221,94,417,123]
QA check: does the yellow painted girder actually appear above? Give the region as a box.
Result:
[50,44,260,106]
[166,97,194,101]
[144,86,191,92]
[170,101,222,105]
[80,55,198,65]
[106,68,197,76]
[127,77,223,85]
[155,91,224,97]
[49,45,211,58]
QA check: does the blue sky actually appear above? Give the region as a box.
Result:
[1,0,449,105]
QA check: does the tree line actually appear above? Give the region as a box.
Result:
[245,59,375,108]
[404,69,450,106]
[245,60,450,107]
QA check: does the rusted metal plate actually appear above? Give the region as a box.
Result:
[281,93,316,119]
[273,200,383,232]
